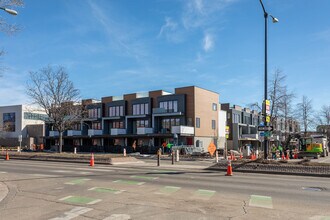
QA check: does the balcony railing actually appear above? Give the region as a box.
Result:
[67,130,82,136]
[111,128,126,135]
[49,131,59,137]
[88,129,103,136]
[241,134,259,139]
[171,126,194,135]
[152,108,179,114]
[137,127,153,135]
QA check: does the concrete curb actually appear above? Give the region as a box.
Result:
[0,182,9,204]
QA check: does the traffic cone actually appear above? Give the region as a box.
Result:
[285,153,289,160]
[294,152,298,159]
[226,160,233,176]
[239,153,243,160]
[5,151,9,161]
[90,153,94,167]
[281,152,285,160]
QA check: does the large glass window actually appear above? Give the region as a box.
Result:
[109,106,124,117]
[133,103,149,115]
[136,119,149,127]
[112,121,124,129]
[88,108,101,118]
[159,100,179,113]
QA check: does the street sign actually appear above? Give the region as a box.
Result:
[258,126,273,131]
[18,135,22,142]
[260,132,264,137]
[266,116,270,123]
[264,131,271,137]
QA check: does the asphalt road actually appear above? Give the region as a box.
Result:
[0,159,330,220]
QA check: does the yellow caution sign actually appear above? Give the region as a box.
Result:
[266,116,270,123]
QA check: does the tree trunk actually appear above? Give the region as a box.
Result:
[59,132,63,153]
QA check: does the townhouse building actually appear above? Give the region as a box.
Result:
[45,86,222,153]
[221,103,262,151]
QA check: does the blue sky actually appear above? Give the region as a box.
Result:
[1,0,330,110]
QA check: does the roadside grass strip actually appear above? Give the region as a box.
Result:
[249,195,273,209]
[130,175,158,180]
[49,206,93,220]
[65,178,91,185]
[59,196,102,205]
[88,187,125,194]
[155,186,181,195]
[113,180,145,185]
[193,189,216,200]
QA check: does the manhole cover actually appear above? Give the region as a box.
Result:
[302,187,325,192]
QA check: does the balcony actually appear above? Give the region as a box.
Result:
[152,108,182,116]
[67,130,82,136]
[88,129,103,136]
[111,128,126,135]
[137,127,153,135]
[49,131,59,137]
[241,134,259,139]
[171,126,194,135]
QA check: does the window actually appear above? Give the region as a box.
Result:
[92,122,101,130]
[136,120,149,127]
[88,108,101,118]
[212,103,217,111]
[212,120,216,129]
[109,106,124,117]
[196,117,200,128]
[112,121,124,129]
[159,100,178,112]
[133,103,149,115]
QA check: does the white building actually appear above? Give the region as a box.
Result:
[0,105,46,147]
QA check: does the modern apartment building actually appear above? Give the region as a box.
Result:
[0,105,46,148]
[45,86,222,153]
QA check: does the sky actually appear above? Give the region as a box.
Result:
[1,0,330,111]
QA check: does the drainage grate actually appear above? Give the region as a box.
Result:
[302,187,325,192]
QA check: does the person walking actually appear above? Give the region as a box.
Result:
[166,142,173,155]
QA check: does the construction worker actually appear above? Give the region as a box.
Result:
[278,144,283,158]
[271,144,277,160]
[166,142,173,155]
[162,141,167,154]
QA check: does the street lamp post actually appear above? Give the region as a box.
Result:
[258,0,278,159]
[0,7,18,15]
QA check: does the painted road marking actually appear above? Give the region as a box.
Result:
[52,170,72,173]
[49,206,93,220]
[65,178,91,185]
[130,175,158,180]
[113,180,145,185]
[59,196,102,205]
[155,186,181,195]
[193,189,216,200]
[103,214,131,220]
[0,171,7,173]
[76,167,114,172]
[249,195,273,209]
[88,187,125,194]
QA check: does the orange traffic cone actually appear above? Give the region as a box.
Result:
[90,153,94,167]
[239,153,243,160]
[226,160,233,176]
[294,152,298,159]
[281,152,285,160]
[5,151,9,161]
[285,153,289,160]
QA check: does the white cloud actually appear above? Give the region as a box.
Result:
[158,17,184,43]
[202,33,214,52]
[158,17,178,37]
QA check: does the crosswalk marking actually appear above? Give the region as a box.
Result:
[49,206,93,220]
[249,195,273,209]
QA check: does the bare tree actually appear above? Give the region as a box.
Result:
[296,95,314,135]
[316,105,330,125]
[26,65,83,153]
[278,88,295,143]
